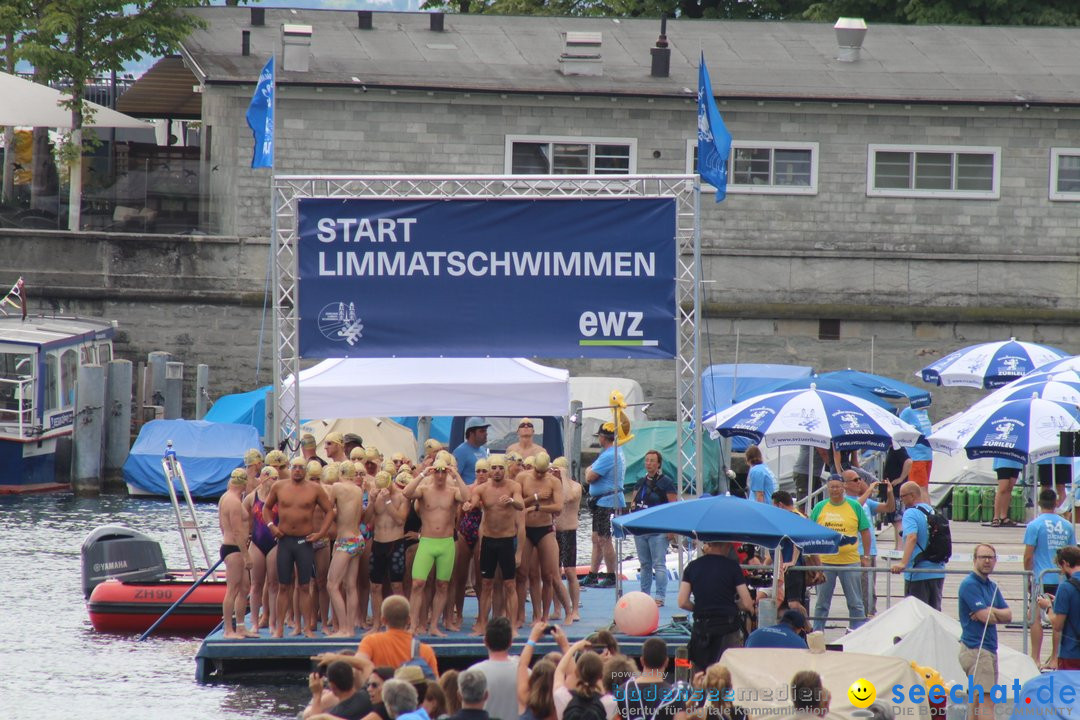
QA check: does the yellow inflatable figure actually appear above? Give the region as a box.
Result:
[909,661,949,698]
[609,390,635,445]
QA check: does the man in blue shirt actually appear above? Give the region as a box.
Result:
[890,481,946,611]
[583,422,626,588]
[1041,546,1080,671]
[745,609,809,649]
[957,543,1011,720]
[745,445,777,503]
[453,417,489,485]
[1024,489,1076,668]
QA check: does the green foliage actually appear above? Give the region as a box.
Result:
[421,0,810,19]
[804,0,1080,25]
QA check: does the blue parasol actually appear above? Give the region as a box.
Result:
[919,338,1068,389]
[612,494,842,554]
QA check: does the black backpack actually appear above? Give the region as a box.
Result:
[564,691,607,720]
[912,505,952,565]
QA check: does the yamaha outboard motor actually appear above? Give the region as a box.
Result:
[81,525,167,599]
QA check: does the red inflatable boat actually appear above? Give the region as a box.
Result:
[87,575,228,634]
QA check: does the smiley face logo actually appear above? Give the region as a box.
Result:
[847,678,876,708]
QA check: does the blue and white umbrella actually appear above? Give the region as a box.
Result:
[704,385,922,452]
[1029,355,1080,375]
[927,396,1080,464]
[972,378,1080,412]
[918,338,1069,389]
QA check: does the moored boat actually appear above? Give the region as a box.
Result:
[0,314,116,493]
[82,525,226,634]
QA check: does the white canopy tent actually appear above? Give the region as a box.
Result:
[281,358,571,419]
[0,71,150,128]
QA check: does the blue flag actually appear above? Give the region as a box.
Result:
[697,54,732,202]
[245,57,275,169]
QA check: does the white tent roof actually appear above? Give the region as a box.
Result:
[723,648,927,720]
[283,358,570,418]
[838,596,1039,687]
[0,71,150,129]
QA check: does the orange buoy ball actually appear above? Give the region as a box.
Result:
[614,590,659,636]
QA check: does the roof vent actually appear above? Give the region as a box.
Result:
[358,10,373,30]
[650,15,670,78]
[250,7,265,26]
[559,31,602,77]
[834,17,867,62]
[242,30,250,57]
[281,24,313,72]
[430,12,444,32]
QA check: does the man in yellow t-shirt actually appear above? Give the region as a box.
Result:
[809,475,872,631]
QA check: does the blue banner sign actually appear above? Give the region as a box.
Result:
[297,198,677,358]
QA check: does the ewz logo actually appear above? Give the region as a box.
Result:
[578,310,657,348]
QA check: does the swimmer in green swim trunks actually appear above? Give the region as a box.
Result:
[403,457,467,636]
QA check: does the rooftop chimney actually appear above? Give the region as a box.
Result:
[281,24,313,72]
[834,17,867,62]
[241,30,250,56]
[250,7,265,26]
[650,15,670,78]
[358,10,373,30]
[430,12,444,32]
[559,31,602,77]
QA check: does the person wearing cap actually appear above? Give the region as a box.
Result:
[301,433,329,467]
[369,468,410,629]
[326,457,369,637]
[245,463,282,631]
[365,446,384,478]
[551,456,582,623]
[583,422,627,588]
[420,439,443,468]
[516,451,574,626]
[309,461,337,634]
[453,417,491,486]
[343,432,364,459]
[744,609,810,649]
[506,418,544,460]
[243,448,265,495]
[325,432,349,464]
[471,453,524,635]
[219,468,256,639]
[450,457,490,632]
[264,456,335,638]
[403,456,468,635]
[505,451,524,481]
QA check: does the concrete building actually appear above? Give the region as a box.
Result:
[67,9,1080,417]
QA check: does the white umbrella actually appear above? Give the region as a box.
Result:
[0,71,149,128]
[927,396,1080,464]
[918,338,1068,389]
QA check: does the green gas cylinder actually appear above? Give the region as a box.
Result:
[1011,487,1024,523]
[966,486,980,523]
[952,485,966,521]
[982,487,995,522]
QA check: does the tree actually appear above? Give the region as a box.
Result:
[422,0,810,19]
[803,0,1080,24]
[0,0,33,205]
[20,1,205,230]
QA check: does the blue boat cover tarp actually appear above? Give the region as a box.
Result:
[203,386,271,437]
[391,416,452,444]
[123,419,260,498]
[701,364,813,451]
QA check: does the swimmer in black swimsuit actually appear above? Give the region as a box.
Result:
[220,544,242,561]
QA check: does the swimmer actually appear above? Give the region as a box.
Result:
[220,468,257,638]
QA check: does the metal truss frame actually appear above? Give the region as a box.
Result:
[270,174,701,495]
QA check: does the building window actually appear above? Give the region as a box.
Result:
[818,319,841,341]
[505,136,635,175]
[685,140,818,195]
[867,144,1000,199]
[1050,149,1080,201]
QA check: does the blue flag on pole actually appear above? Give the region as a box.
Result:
[245,57,275,169]
[697,53,732,202]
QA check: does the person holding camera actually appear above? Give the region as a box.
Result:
[629,450,677,606]
[843,469,894,617]
[306,660,373,720]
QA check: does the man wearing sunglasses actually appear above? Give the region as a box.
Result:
[507,418,544,459]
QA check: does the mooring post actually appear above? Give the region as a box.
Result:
[148,351,170,414]
[104,360,133,490]
[73,364,106,495]
[195,364,209,420]
[164,361,183,419]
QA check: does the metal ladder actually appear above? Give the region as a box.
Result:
[161,441,213,577]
